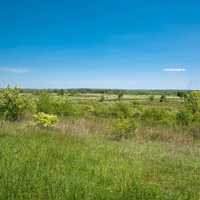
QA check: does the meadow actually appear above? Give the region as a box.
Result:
[0,87,200,200]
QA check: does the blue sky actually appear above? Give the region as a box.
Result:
[0,0,200,89]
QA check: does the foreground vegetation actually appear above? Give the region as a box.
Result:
[0,87,200,199]
[0,123,200,200]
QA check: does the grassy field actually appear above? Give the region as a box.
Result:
[0,122,200,200]
[0,88,200,199]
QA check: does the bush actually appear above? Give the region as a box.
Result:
[37,93,82,117]
[110,102,133,118]
[177,91,186,98]
[149,95,155,102]
[54,97,81,117]
[93,102,133,118]
[118,92,124,100]
[99,95,105,102]
[93,103,113,117]
[176,110,194,126]
[0,87,33,121]
[110,118,137,140]
[184,91,200,114]
[160,94,167,103]
[33,112,58,128]
[37,92,54,114]
[141,108,176,127]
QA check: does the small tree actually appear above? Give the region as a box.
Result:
[37,92,53,113]
[58,89,65,96]
[0,87,31,121]
[118,92,124,101]
[184,91,200,114]
[99,95,105,102]
[149,95,155,102]
[176,110,193,126]
[160,94,167,103]
[110,118,137,140]
[177,91,186,98]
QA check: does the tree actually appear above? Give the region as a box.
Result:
[58,89,65,96]
[177,91,186,98]
[99,95,105,102]
[0,87,31,121]
[149,95,155,102]
[37,92,53,113]
[184,91,200,114]
[160,94,167,103]
[118,92,124,101]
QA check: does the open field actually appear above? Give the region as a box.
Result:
[0,88,200,199]
[0,122,200,200]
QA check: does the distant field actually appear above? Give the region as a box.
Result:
[69,93,181,101]
[68,93,184,111]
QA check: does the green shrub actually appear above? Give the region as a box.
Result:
[99,95,105,102]
[37,92,54,113]
[0,87,33,121]
[93,103,113,117]
[110,118,137,140]
[177,91,186,98]
[141,108,176,127]
[55,97,82,117]
[160,94,167,102]
[117,92,124,100]
[110,102,133,118]
[93,102,133,118]
[149,95,155,102]
[176,110,194,126]
[184,91,200,114]
[37,93,82,117]
[33,112,58,128]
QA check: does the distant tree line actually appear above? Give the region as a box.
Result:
[19,88,195,96]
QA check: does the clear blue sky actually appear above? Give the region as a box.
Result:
[0,0,200,89]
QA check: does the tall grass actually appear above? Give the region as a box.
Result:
[0,123,200,200]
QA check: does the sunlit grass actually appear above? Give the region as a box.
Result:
[0,124,200,200]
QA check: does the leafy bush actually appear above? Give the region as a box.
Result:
[176,110,194,126]
[141,108,176,127]
[37,92,54,113]
[177,91,186,98]
[93,103,113,117]
[184,91,200,114]
[93,102,133,118]
[54,97,82,117]
[33,112,58,128]
[99,95,105,102]
[110,118,137,140]
[160,94,167,102]
[110,102,133,118]
[117,92,124,100]
[149,95,155,102]
[37,93,82,117]
[0,87,33,121]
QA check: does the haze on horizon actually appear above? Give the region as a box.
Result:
[0,0,200,90]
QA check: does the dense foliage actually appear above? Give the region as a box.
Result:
[0,87,34,121]
[33,112,58,128]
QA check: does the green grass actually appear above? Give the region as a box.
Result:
[0,124,200,200]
